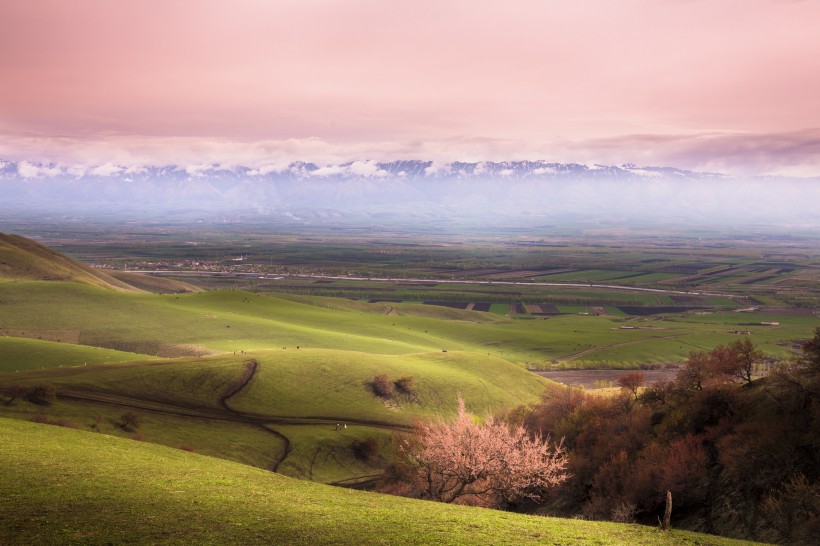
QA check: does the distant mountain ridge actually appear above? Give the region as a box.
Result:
[0,158,721,183]
[1,159,815,227]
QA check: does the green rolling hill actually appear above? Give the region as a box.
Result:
[0,418,761,546]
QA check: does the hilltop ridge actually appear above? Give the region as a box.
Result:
[0,232,142,291]
[0,233,198,293]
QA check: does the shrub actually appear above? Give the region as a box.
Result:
[394,376,417,396]
[30,414,78,429]
[3,384,28,405]
[371,374,395,398]
[120,411,141,431]
[351,437,381,462]
[27,383,57,406]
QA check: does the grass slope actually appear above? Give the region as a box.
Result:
[108,270,202,293]
[0,281,812,366]
[0,418,761,546]
[0,349,549,481]
[0,336,150,372]
[0,233,140,292]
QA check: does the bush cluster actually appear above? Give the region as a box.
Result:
[351,437,381,462]
[511,331,820,543]
[369,374,417,399]
[27,384,57,406]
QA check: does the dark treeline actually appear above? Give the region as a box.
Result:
[509,331,820,543]
[377,330,819,543]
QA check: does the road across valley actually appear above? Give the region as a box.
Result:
[137,270,743,299]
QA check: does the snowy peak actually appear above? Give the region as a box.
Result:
[0,159,722,183]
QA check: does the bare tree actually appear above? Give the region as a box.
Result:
[120,411,141,432]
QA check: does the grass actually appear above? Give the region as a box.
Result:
[0,398,281,469]
[0,281,812,368]
[272,424,392,483]
[0,348,548,483]
[0,337,149,372]
[0,280,813,486]
[0,233,140,292]
[229,349,549,423]
[0,417,764,545]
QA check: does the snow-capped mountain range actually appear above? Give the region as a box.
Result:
[0,159,815,227]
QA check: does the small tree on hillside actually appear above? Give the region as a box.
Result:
[401,398,569,507]
[27,383,57,406]
[796,327,820,374]
[716,338,764,384]
[4,384,27,405]
[120,411,141,432]
[617,371,645,400]
[676,351,722,392]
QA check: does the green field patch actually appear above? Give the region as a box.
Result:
[556,305,590,314]
[604,306,629,317]
[532,269,632,282]
[489,303,510,315]
[705,297,740,308]
[614,272,680,283]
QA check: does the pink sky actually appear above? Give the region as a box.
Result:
[1,0,819,175]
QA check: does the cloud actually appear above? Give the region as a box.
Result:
[1,129,820,177]
[310,160,389,177]
[311,164,346,177]
[17,161,62,178]
[348,160,388,177]
[577,129,820,177]
[89,163,125,177]
[248,162,290,176]
[424,162,451,176]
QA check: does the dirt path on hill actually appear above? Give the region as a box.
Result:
[56,358,411,475]
[218,359,291,472]
[58,388,411,429]
[218,358,259,407]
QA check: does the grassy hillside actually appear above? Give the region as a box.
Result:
[0,281,812,366]
[108,270,202,293]
[0,233,140,292]
[0,349,549,482]
[0,418,762,545]
[0,336,152,372]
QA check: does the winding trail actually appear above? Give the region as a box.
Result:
[218,359,292,472]
[56,358,411,477]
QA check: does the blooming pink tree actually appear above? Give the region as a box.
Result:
[401,398,569,506]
